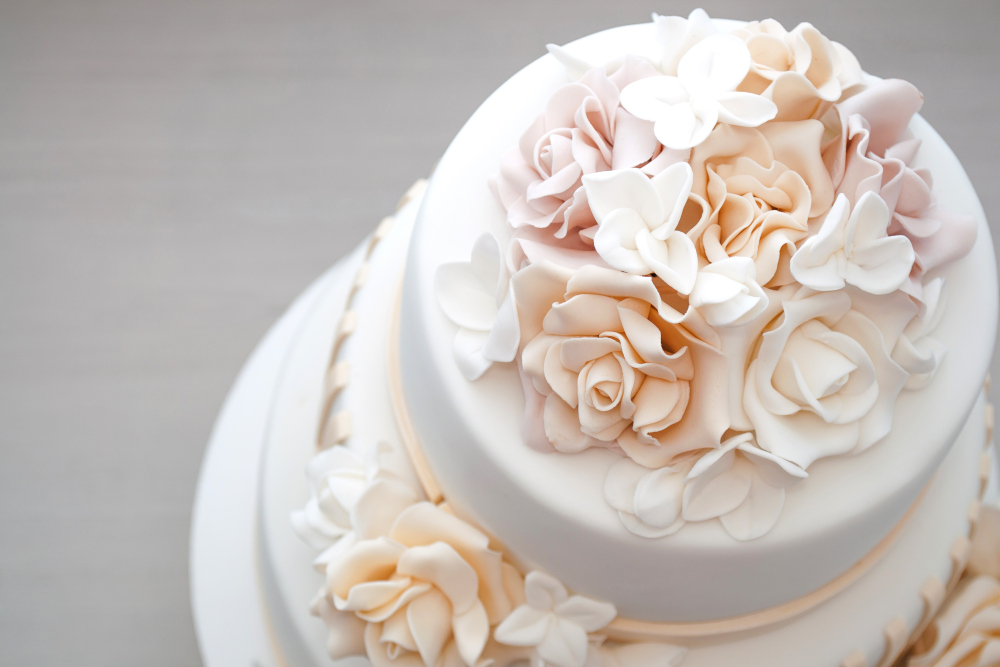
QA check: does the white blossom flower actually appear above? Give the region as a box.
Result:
[790,191,915,296]
[682,433,807,541]
[892,277,948,390]
[688,257,769,328]
[582,163,699,294]
[435,233,520,380]
[494,571,617,667]
[620,33,778,150]
[652,8,719,76]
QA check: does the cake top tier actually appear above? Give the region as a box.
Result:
[399,11,997,620]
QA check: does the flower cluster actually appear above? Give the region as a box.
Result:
[295,444,685,667]
[437,9,977,542]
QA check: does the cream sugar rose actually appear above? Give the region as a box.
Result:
[279,9,996,667]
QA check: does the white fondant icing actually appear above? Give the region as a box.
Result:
[399,18,997,621]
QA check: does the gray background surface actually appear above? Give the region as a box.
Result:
[1,1,998,665]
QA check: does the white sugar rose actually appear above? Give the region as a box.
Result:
[732,19,863,121]
[790,191,915,296]
[513,262,729,468]
[743,288,914,468]
[582,163,699,294]
[321,502,518,667]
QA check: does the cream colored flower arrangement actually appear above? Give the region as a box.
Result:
[437,9,977,543]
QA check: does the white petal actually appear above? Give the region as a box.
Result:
[525,570,569,610]
[620,76,691,122]
[619,510,686,538]
[582,168,664,226]
[677,33,751,95]
[537,617,590,667]
[482,286,520,364]
[553,596,617,632]
[406,588,453,667]
[452,327,493,381]
[719,474,786,541]
[649,161,694,238]
[635,229,698,294]
[737,442,808,489]
[494,606,552,646]
[633,467,686,529]
[436,262,498,331]
[653,101,717,150]
[594,208,653,275]
[682,454,753,522]
[604,458,648,513]
[713,91,778,128]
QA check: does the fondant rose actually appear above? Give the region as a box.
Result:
[743,288,914,468]
[828,80,977,297]
[494,57,665,245]
[513,262,728,466]
[907,576,1000,667]
[322,502,518,667]
[653,8,718,76]
[732,19,863,121]
[687,122,835,286]
[619,34,777,150]
[582,163,699,294]
[436,234,520,381]
[790,191,915,295]
[494,571,617,667]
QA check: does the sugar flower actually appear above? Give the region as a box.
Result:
[620,33,777,150]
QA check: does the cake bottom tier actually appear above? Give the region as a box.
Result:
[255,193,994,667]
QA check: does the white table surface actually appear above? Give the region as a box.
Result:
[2,1,999,665]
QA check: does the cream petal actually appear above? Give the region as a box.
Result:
[365,622,424,667]
[544,393,607,453]
[313,601,368,660]
[452,600,490,666]
[546,341,582,407]
[351,479,420,541]
[327,537,406,602]
[382,606,419,654]
[631,377,688,433]
[405,587,453,667]
[396,542,480,614]
[719,472,786,541]
[494,605,554,646]
[544,294,625,336]
[340,578,413,615]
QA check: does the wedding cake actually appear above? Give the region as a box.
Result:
[255,11,999,667]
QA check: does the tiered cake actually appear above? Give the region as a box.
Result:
[256,11,999,667]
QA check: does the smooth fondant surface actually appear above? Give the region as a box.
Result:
[399,22,998,621]
[256,195,992,666]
